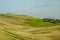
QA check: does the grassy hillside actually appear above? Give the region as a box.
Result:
[25,18,55,27]
[0,14,60,40]
[0,14,55,27]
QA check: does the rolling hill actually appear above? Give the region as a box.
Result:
[0,14,60,40]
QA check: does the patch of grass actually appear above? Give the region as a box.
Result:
[0,23,5,25]
[40,31,50,34]
[31,31,50,34]
[48,35,60,40]
[0,29,33,40]
[25,18,54,27]
[55,27,60,30]
[0,14,17,19]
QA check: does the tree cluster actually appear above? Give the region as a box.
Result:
[42,18,60,24]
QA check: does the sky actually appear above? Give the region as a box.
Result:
[0,0,60,18]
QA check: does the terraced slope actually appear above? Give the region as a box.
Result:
[0,14,60,40]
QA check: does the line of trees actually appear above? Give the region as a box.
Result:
[42,18,60,24]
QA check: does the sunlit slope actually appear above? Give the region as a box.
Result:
[0,14,60,40]
[0,14,55,27]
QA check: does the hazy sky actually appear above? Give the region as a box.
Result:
[0,0,60,18]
